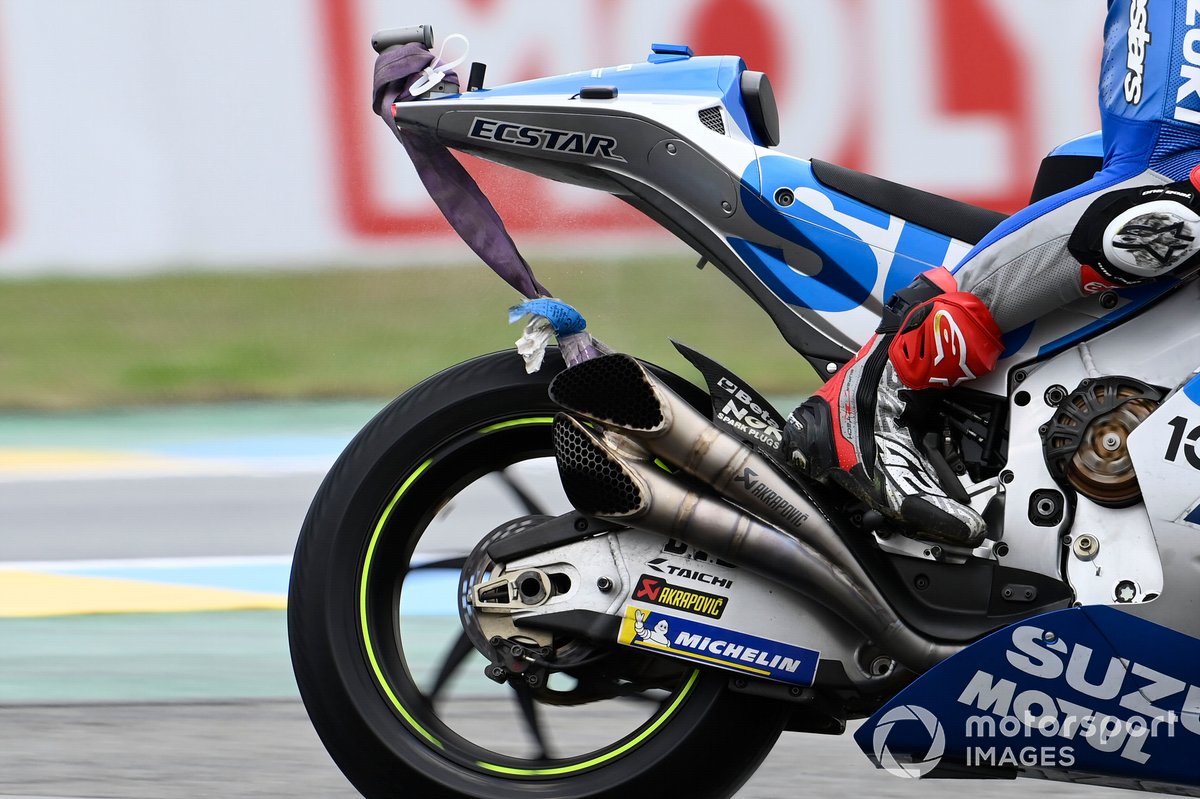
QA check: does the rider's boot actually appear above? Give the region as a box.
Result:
[784,268,1003,547]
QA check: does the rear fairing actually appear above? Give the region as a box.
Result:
[393,50,1164,383]
[393,54,977,370]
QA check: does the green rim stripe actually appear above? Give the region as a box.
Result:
[473,670,700,776]
[359,458,443,750]
[360,418,698,777]
[478,417,556,434]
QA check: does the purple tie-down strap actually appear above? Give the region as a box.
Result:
[372,43,549,300]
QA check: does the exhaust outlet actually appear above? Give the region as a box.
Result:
[552,355,855,567]
[553,414,959,674]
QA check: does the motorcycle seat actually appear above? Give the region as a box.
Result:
[810,159,1009,245]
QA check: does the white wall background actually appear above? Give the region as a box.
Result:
[0,0,1105,275]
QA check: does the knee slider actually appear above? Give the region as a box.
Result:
[1069,180,1200,286]
[888,292,1002,390]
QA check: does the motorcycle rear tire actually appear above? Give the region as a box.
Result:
[288,348,789,799]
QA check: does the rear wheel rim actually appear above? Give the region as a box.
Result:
[357,416,700,779]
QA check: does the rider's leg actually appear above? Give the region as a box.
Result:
[785,166,1200,547]
[962,171,1200,327]
[786,267,1002,547]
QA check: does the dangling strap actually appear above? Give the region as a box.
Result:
[372,43,549,300]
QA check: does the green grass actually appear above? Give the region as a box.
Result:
[0,257,822,409]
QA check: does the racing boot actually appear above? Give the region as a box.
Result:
[784,268,1003,547]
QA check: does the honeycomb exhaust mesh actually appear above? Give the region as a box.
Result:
[553,415,645,517]
[698,106,726,135]
[548,354,666,432]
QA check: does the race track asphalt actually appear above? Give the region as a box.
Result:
[0,404,1133,799]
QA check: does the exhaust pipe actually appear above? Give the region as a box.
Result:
[552,415,959,673]
[550,354,846,561]
[550,386,962,674]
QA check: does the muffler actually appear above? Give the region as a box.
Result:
[551,355,836,550]
[553,414,960,674]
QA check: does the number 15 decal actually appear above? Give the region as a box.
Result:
[1165,416,1200,469]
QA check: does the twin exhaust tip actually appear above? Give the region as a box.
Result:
[548,353,960,676]
[549,353,668,517]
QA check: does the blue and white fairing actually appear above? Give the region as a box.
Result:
[733,153,976,352]
[856,606,1200,794]
[394,48,984,367]
[397,43,1194,381]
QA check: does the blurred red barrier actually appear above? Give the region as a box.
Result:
[322,0,646,239]
[323,0,1093,242]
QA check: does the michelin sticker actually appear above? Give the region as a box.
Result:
[619,607,820,686]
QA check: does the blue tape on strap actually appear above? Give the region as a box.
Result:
[508,299,587,336]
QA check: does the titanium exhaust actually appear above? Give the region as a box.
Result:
[549,358,963,674]
[550,354,848,562]
[553,415,959,674]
